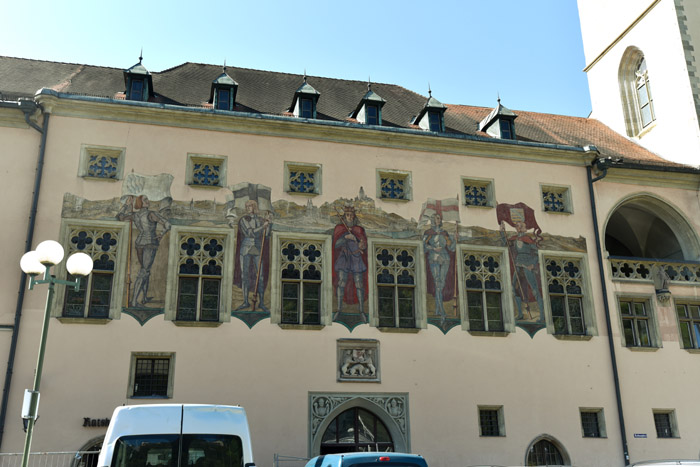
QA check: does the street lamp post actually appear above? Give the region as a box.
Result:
[19,240,93,467]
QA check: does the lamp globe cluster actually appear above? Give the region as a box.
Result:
[20,241,93,277]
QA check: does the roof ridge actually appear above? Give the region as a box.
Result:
[0,55,124,71]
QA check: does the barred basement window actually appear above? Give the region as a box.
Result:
[541,184,572,213]
[284,162,322,195]
[462,177,494,208]
[377,169,412,201]
[128,353,174,399]
[186,154,227,188]
[175,233,226,322]
[63,227,120,319]
[545,257,585,335]
[463,251,504,332]
[478,406,504,437]
[653,410,677,438]
[580,409,606,438]
[375,245,417,328]
[676,302,700,349]
[280,239,323,325]
[79,145,125,180]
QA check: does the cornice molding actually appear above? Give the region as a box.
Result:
[602,168,700,190]
[35,93,591,167]
[0,107,30,129]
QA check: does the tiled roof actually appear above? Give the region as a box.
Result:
[0,56,685,167]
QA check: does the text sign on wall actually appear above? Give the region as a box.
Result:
[633,433,647,438]
[83,418,110,427]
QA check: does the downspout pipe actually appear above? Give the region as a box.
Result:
[0,99,49,450]
[587,155,629,465]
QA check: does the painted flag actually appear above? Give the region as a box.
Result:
[121,173,174,202]
[419,197,460,224]
[229,182,273,212]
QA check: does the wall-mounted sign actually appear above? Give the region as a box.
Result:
[83,418,110,427]
[633,433,647,438]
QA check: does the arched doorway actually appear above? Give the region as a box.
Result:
[72,437,103,467]
[525,436,570,466]
[320,407,394,453]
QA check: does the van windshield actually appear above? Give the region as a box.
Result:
[112,433,243,467]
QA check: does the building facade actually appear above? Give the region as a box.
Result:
[0,46,699,467]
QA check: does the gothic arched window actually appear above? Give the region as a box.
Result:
[619,47,656,136]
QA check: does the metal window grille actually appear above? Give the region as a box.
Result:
[176,234,225,322]
[63,228,119,319]
[545,257,585,335]
[463,182,489,207]
[479,409,500,436]
[463,252,503,332]
[280,240,323,325]
[87,153,119,179]
[527,439,564,465]
[134,358,170,397]
[289,170,316,194]
[375,246,416,328]
[581,411,601,437]
[542,187,567,212]
[191,160,221,186]
[379,175,407,200]
[654,412,673,438]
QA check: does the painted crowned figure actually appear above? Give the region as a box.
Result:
[332,205,368,322]
[497,203,545,323]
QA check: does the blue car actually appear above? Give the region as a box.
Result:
[305,453,428,467]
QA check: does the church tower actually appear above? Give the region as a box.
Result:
[578,0,700,166]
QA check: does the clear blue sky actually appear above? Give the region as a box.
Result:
[0,0,591,117]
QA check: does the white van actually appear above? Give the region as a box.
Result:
[97,404,255,467]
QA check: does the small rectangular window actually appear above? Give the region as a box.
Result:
[300,98,313,118]
[377,169,412,201]
[285,162,322,195]
[216,88,230,110]
[130,79,144,101]
[428,111,442,132]
[128,352,175,399]
[541,184,572,213]
[653,410,677,438]
[462,177,495,208]
[499,119,515,139]
[186,154,227,188]
[478,406,504,437]
[580,410,604,438]
[365,105,379,125]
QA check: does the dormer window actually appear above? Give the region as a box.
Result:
[130,79,144,101]
[210,65,238,111]
[291,75,320,119]
[413,89,446,132]
[350,82,386,126]
[478,98,517,140]
[123,53,153,102]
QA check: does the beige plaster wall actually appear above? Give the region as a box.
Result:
[3,111,699,466]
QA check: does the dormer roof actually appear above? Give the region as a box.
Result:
[350,84,386,119]
[478,98,517,132]
[413,91,447,124]
[209,67,239,104]
[123,55,154,98]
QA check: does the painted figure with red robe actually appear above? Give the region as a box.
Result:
[332,205,368,322]
[423,213,456,320]
[497,203,545,322]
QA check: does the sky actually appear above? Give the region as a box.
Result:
[0,0,592,117]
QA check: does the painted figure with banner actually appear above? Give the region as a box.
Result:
[497,203,545,322]
[332,205,368,322]
[420,197,459,321]
[232,183,273,312]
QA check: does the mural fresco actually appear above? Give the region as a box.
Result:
[497,202,546,336]
[332,205,369,325]
[61,175,586,336]
[230,183,273,325]
[420,198,459,333]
